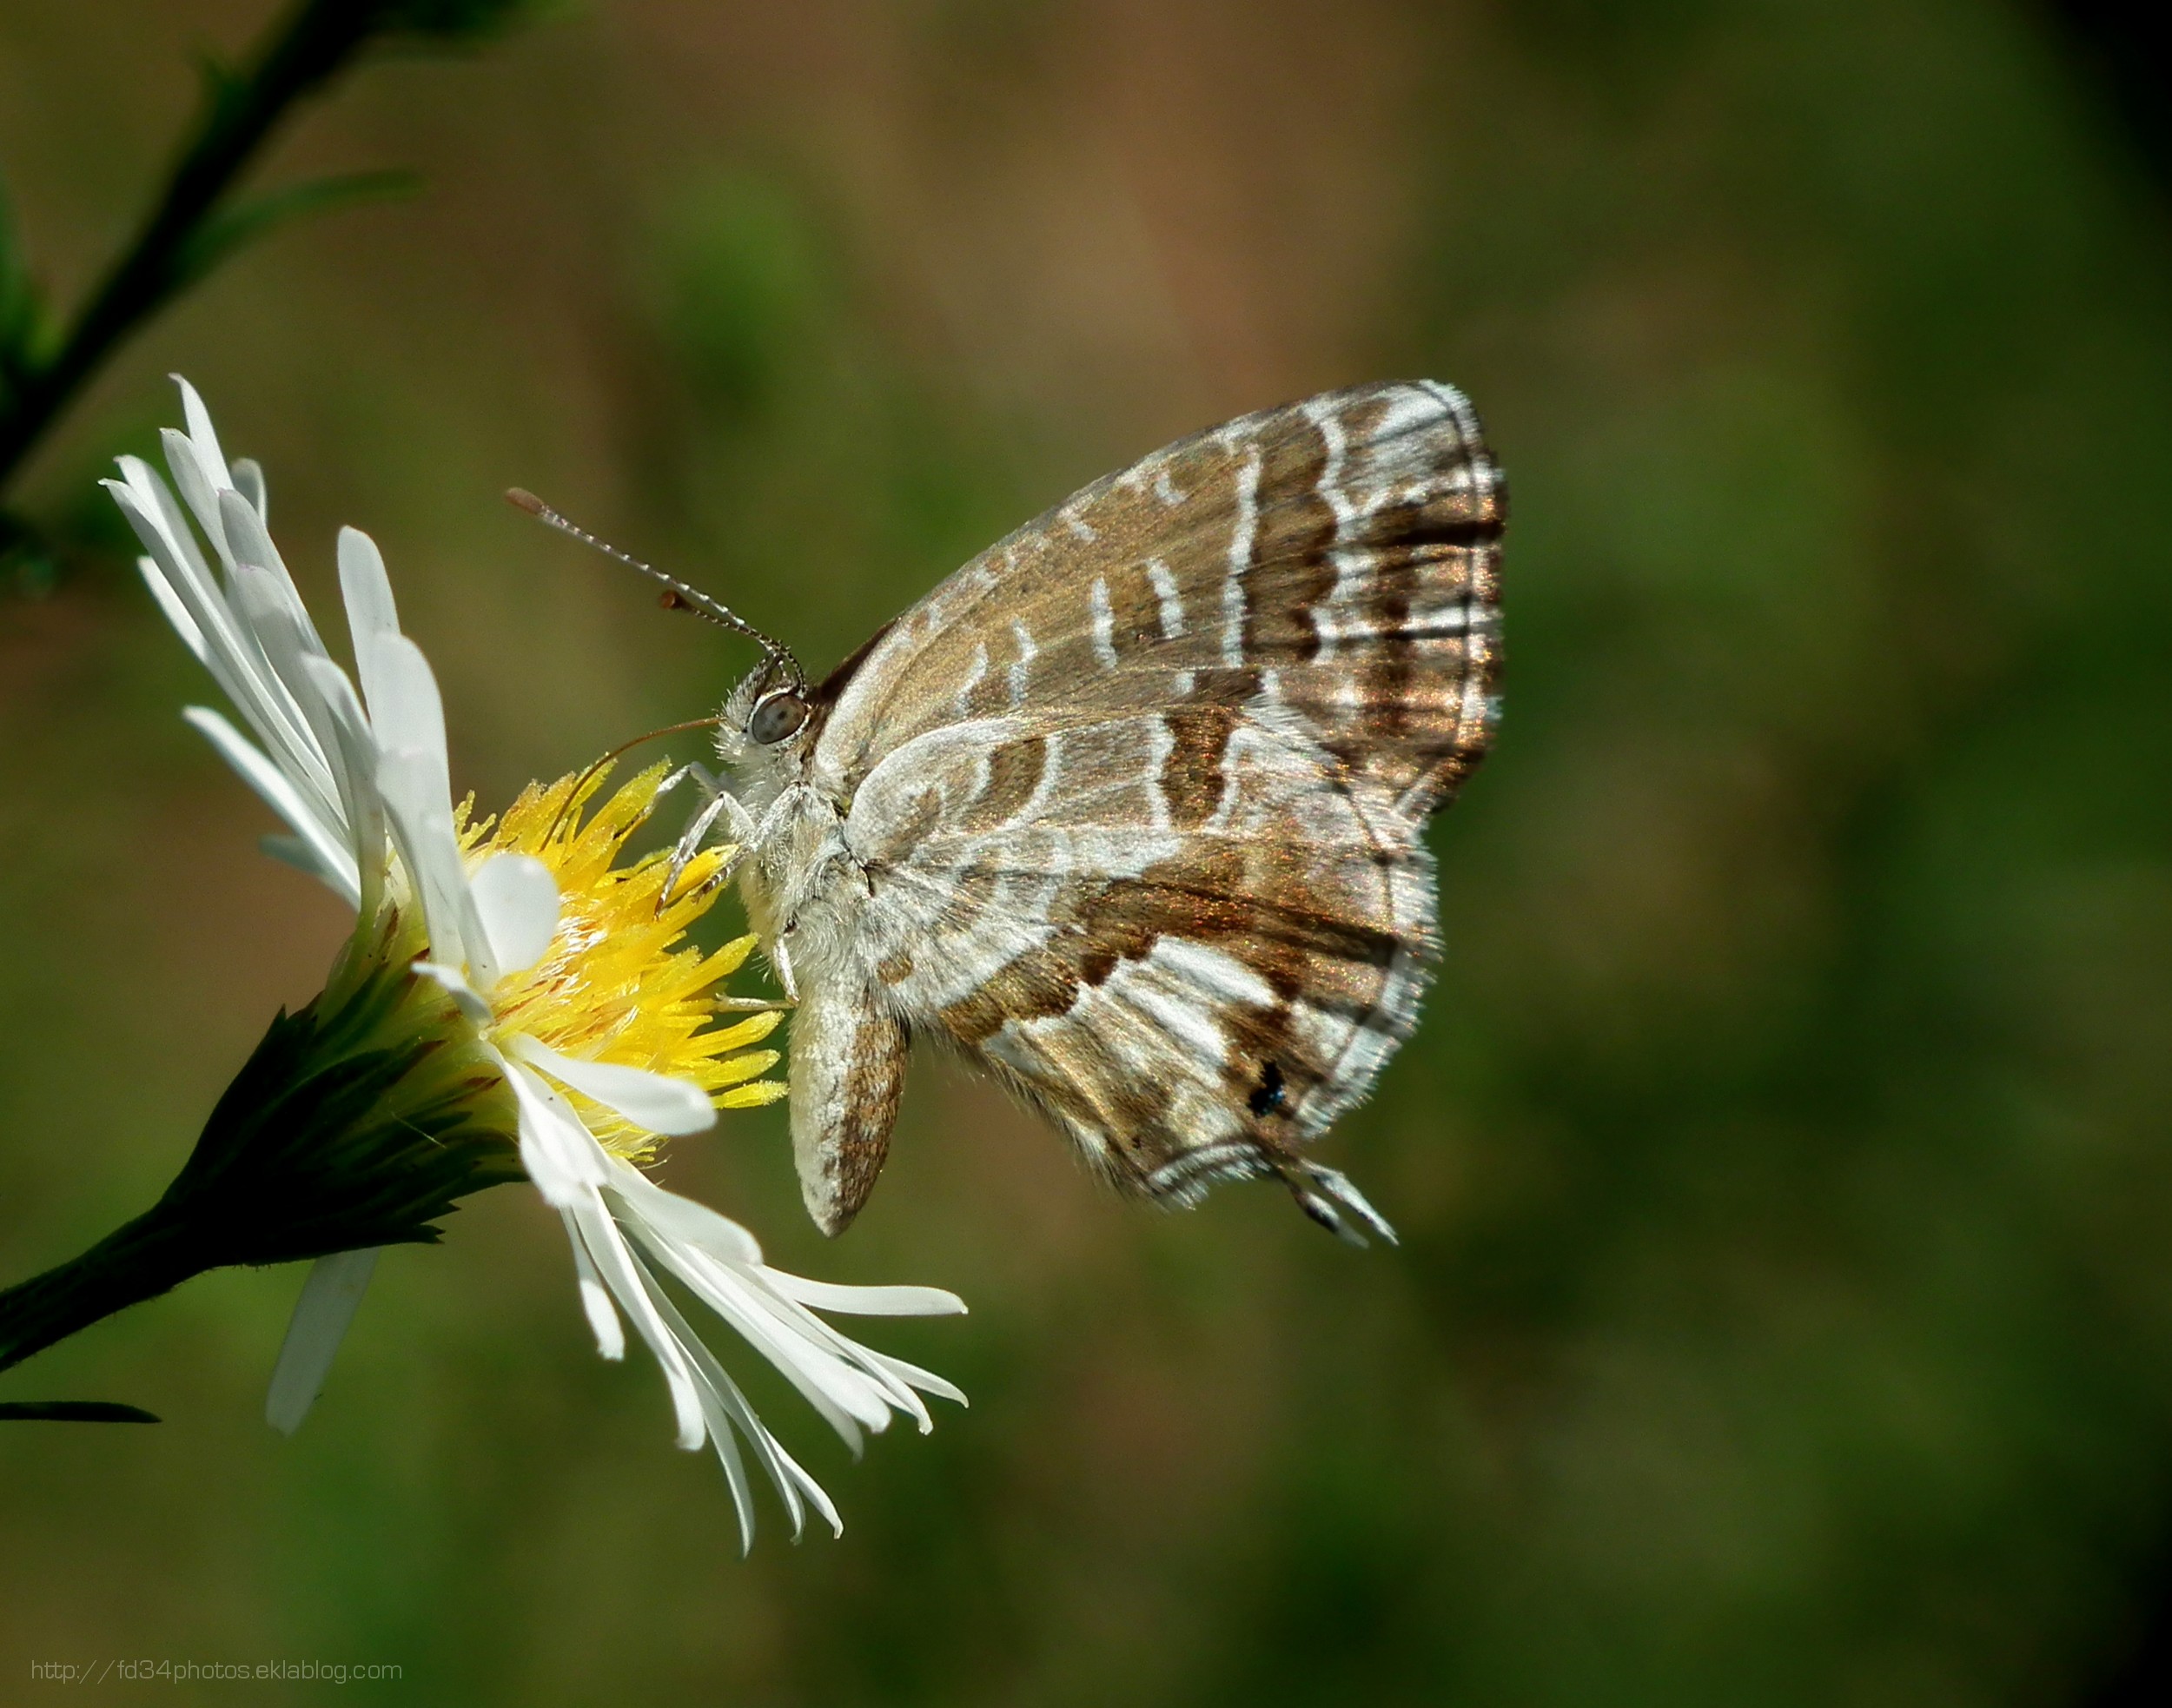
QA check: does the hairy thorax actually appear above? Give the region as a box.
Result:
[729,746,865,995]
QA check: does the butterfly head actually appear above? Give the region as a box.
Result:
[715,652,817,765]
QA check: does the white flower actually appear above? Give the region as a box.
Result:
[108,377,963,1545]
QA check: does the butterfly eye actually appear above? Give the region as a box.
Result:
[749,691,811,745]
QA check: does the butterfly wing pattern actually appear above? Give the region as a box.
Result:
[743,381,1503,1242]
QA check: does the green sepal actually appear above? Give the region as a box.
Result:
[161,950,523,1268]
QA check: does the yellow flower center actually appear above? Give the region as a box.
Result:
[457,761,783,1161]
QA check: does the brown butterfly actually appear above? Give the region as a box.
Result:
[528,381,1504,1243]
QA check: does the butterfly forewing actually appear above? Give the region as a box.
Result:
[818,381,1502,813]
[794,382,1502,1237]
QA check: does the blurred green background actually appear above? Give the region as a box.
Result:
[5,1,2172,1703]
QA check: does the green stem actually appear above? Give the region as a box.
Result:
[0,0,385,492]
[0,1199,211,1381]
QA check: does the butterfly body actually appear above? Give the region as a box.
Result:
[706,381,1504,1242]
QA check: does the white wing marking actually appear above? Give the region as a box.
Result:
[1089,577,1118,670]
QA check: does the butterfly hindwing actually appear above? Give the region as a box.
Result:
[839,709,1437,1235]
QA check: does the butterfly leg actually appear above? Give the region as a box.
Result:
[769,934,800,1004]
[659,769,760,909]
[788,976,907,1235]
[656,758,729,817]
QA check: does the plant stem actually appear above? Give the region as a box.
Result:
[0,1200,213,1380]
[0,0,383,493]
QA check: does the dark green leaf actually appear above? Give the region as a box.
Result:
[378,0,549,46]
[0,1400,160,1423]
[170,168,421,295]
[189,48,248,123]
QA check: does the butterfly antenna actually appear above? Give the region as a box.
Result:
[506,487,804,685]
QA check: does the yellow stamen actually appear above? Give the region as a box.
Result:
[463,760,784,1161]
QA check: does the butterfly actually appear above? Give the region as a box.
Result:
[520,381,1503,1244]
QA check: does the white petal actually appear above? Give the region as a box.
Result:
[229,562,348,836]
[182,707,360,907]
[337,525,398,626]
[360,637,491,978]
[632,1268,825,1546]
[605,1163,764,1264]
[338,526,402,717]
[260,832,347,887]
[356,630,445,769]
[264,1247,380,1435]
[298,655,388,925]
[621,1217,888,1447]
[562,1211,626,1360]
[110,479,335,808]
[505,1060,613,1205]
[113,457,208,583]
[730,1263,947,1429]
[231,455,267,520]
[772,1438,844,1539]
[137,555,208,664]
[514,1037,715,1137]
[364,632,450,774]
[759,1272,969,1318]
[174,374,235,493]
[566,1195,708,1451]
[227,557,316,667]
[374,649,476,981]
[601,1163,958,1539]
[221,488,326,657]
[864,1348,970,1412]
[469,854,560,976]
[162,426,232,572]
[602,1164,882,1439]
[411,960,493,1026]
[608,1169,909,1438]
[216,483,275,569]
